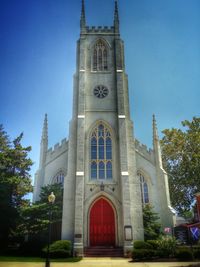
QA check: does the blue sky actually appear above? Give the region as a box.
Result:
[0,0,200,188]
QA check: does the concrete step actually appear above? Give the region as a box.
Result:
[84,247,124,257]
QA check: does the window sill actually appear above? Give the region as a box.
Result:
[91,71,111,74]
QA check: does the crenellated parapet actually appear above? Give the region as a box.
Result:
[135,139,155,164]
[46,138,68,163]
[84,26,116,34]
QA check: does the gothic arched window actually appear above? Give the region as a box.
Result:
[52,171,64,185]
[138,173,149,204]
[90,123,112,180]
[93,40,108,71]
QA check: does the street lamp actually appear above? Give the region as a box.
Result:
[45,192,56,267]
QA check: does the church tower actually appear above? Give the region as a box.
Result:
[61,0,144,255]
[33,0,175,257]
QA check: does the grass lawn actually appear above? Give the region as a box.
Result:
[0,256,82,262]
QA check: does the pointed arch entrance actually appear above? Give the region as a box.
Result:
[89,198,116,246]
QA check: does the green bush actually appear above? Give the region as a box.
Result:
[175,248,193,261]
[132,249,155,261]
[133,240,153,249]
[157,236,177,258]
[177,245,190,250]
[146,240,159,250]
[193,249,200,259]
[43,240,72,258]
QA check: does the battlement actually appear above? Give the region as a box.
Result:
[135,139,155,163]
[46,138,68,163]
[85,26,115,34]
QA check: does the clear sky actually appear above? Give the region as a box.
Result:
[0,0,200,189]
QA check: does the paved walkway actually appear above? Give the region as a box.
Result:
[0,258,199,267]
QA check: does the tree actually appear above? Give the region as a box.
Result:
[18,183,63,236]
[161,117,200,215]
[14,183,63,255]
[143,204,161,241]
[0,125,33,248]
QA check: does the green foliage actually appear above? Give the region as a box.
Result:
[43,240,72,258]
[161,117,200,214]
[175,248,194,261]
[132,249,156,261]
[143,204,161,241]
[157,236,177,258]
[0,125,33,248]
[133,240,153,249]
[18,203,49,235]
[146,240,159,249]
[18,183,63,236]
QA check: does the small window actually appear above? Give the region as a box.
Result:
[106,137,112,159]
[91,162,97,179]
[99,161,105,179]
[138,173,149,204]
[91,137,97,159]
[52,171,64,185]
[93,85,109,99]
[93,40,108,71]
[106,161,112,179]
[143,182,149,203]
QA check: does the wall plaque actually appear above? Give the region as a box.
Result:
[124,225,133,241]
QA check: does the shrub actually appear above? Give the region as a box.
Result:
[133,240,153,249]
[146,240,159,250]
[175,248,193,261]
[43,240,72,258]
[132,249,155,261]
[143,204,161,241]
[157,236,177,258]
[177,245,190,250]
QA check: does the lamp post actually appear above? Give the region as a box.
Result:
[45,192,56,267]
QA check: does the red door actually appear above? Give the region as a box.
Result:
[90,198,115,246]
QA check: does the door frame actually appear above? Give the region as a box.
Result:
[88,196,118,247]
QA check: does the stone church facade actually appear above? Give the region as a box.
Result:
[33,1,175,256]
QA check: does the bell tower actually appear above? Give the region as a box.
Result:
[62,0,144,256]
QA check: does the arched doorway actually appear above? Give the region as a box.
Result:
[89,198,116,246]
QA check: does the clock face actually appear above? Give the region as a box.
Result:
[93,85,109,99]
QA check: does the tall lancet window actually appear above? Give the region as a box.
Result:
[93,40,108,71]
[138,173,149,204]
[90,123,112,180]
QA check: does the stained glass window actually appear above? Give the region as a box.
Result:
[91,137,97,159]
[99,161,105,179]
[91,162,97,179]
[138,173,149,204]
[143,182,149,203]
[106,161,112,179]
[90,123,112,180]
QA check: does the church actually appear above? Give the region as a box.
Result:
[33,0,175,256]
